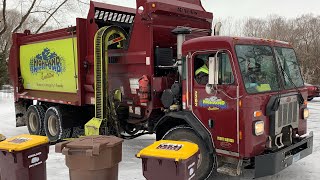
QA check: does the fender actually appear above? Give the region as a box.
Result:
[154,111,215,154]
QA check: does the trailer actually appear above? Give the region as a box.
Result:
[9,0,313,179]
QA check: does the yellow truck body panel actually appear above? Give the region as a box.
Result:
[20,38,78,93]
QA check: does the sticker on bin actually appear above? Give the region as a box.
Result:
[28,151,43,168]
[156,143,183,151]
[9,137,31,144]
[0,134,49,152]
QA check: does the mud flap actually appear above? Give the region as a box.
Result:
[255,132,313,178]
[15,101,27,127]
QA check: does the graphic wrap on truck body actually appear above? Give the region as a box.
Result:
[20,38,78,93]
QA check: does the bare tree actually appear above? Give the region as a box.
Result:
[239,14,320,84]
[0,0,81,85]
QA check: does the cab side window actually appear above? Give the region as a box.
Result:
[194,55,208,85]
[219,53,234,84]
[194,53,234,85]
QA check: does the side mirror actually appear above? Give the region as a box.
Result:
[208,56,219,85]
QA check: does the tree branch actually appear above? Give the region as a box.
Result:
[12,0,37,33]
[35,0,68,34]
[0,0,7,36]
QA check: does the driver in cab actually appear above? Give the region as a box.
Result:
[195,58,209,85]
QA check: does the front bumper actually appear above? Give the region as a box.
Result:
[255,131,313,178]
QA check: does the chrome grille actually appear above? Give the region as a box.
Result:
[274,95,299,135]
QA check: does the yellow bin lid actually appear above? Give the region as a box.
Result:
[136,140,199,161]
[0,134,49,152]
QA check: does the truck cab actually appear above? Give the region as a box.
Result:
[157,35,313,178]
[8,0,313,179]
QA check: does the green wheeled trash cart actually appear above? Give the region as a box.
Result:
[55,135,124,180]
[0,134,49,180]
[136,140,200,180]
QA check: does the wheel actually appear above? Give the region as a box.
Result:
[26,105,45,135]
[308,97,313,101]
[44,107,71,142]
[162,126,214,179]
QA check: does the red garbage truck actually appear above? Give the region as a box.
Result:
[9,0,313,179]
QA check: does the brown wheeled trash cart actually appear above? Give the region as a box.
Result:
[0,134,49,180]
[56,135,124,180]
[136,140,200,180]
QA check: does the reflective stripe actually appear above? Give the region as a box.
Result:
[195,65,209,75]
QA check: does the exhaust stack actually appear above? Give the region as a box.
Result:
[214,22,222,36]
[172,27,192,76]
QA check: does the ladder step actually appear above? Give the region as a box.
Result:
[217,163,240,177]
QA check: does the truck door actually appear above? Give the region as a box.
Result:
[191,50,239,155]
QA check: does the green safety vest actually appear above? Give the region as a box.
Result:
[195,64,209,75]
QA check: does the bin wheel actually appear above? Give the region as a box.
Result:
[26,105,46,135]
[163,126,214,180]
[44,107,71,142]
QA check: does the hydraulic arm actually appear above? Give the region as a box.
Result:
[85,26,128,136]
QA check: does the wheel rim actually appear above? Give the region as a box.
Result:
[181,139,202,168]
[29,112,38,132]
[48,116,58,136]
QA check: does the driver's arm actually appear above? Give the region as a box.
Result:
[195,72,208,85]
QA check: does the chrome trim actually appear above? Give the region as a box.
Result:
[236,85,240,152]
[187,53,191,110]
[274,95,299,135]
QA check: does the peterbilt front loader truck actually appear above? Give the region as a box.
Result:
[9,0,313,179]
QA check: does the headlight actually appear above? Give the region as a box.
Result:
[254,121,264,136]
[303,108,309,119]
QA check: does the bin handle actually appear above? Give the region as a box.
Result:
[62,147,71,156]
[55,141,71,153]
[84,149,99,156]
[84,143,102,156]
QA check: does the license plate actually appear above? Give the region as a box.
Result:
[293,153,301,163]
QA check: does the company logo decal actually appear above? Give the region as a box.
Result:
[199,96,228,110]
[30,48,65,79]
[194,91,198,107]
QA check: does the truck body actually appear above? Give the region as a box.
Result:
[9,0,313,179]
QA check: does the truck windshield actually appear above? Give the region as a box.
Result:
[274,47,304,89]
[236,45,281,94]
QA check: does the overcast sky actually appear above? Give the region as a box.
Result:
[205,0,320,18]
[90,0,320,19]
[7,0,320,28]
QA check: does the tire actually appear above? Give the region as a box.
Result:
[162,126,214,180]
[44,107,71,142]
[26,105,46,135]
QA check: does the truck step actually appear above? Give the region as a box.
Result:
[217,160,242,177]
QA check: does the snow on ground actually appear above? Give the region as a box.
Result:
[0,92,319,180]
